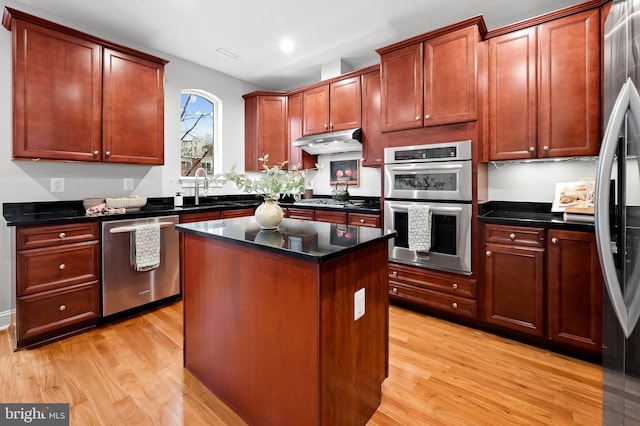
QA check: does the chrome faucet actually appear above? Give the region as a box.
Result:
[194,167,209,205]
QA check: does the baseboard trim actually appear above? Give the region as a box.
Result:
[0,309,12,331]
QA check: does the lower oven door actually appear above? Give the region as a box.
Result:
[384,200,472,274]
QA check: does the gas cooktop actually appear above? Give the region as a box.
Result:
[293,199,370,209]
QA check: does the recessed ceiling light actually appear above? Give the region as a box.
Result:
[280,39,294,53]
[216,48,238,59]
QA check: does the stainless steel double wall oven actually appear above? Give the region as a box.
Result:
[384,140,472,274]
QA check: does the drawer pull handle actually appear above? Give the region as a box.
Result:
[391,271,398,278]
[452,283,458,290]
[452,302,458,309]
[486,251,491,257]
[509,233,516,240]
[59,232,66,239]
[59,305,66,311]
[551,237,558,244]
[360,219,365,223]
[391,287,398,295]
[59,264,65,270]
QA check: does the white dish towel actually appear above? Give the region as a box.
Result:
[131,223,161,271]
[408,205,432,252]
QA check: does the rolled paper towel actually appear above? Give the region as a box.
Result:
[408,205,432,252]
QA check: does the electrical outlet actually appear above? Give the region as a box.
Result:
[354,288,365,321]
[50,178,64,193]
[123,178,134,191]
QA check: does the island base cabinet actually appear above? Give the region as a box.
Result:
[182,233,388,426]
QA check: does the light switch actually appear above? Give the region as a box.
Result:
[123,178,134,190]
[51,178,64,193]
[354,288,365,321]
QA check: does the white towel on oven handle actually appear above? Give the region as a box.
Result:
[408,205,432,252]
[130,223,161,271]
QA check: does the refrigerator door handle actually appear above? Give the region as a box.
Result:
[595,77,640,338]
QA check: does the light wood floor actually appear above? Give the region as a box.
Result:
[0,302,602,425]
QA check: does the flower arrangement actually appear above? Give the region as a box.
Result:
[220,155,307,201]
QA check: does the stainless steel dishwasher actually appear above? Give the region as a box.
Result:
[101,215,180,317]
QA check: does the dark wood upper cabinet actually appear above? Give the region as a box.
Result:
[10,19,102,162]
[538,9,601,158]
[424,26,477,126]
[102,48,165,165]
[486,8,601,160]
[379,43,423,132]
[488,27,538,160]
[287,93,316,170]
[3,7,168,165]
[243,92,288,171]
[302,77,361,136]
[361,69,386,167]
[378,21,480,133]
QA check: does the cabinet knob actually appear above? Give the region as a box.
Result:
[529,147,535,153]
[391,287,398,295]
[452,283,458,290]
[424,114,430,120]
[59,304,66,311]
[59,264,65,270]
[452,302,458,309]
[324,123,328,129]
[509,233,516,240]
[59,232,66,239]
[360,218,365,223]
[392,271,398,278]
[415,116,420,120]
[486,251,491,256]
[543,145,550,152]
[105,151,111,157]
[93,150,99,156]
[551,237,558,244]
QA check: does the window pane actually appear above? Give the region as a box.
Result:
[180,93,214,177]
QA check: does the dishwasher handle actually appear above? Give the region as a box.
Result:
[109,221,176,234]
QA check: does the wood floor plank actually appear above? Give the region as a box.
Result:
[0,301,602,425]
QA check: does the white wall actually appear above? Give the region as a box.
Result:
[487,158,598,202]
[0,0,259,328]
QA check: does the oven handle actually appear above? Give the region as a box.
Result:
[109,222,176,234]
[390,204,466,214]
[385,163,466,172]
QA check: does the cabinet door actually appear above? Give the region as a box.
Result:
[488,27,538,160]
[102,48,165,165]
[539,9,601,158]
[302,85,330,135]
[547,230,603,352]
[484,243,545,336]
[329,77,361,131]
[245,94,288,170]
[380,43,423,132]
[287,93,315,169]
[361,70,385,167]
[314,210,347,224]
[424,26,477,126]
[12,20,102,161]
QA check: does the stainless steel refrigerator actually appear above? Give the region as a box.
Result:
[596,0,640,423]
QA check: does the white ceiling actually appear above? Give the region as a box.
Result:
[13,0,585,91]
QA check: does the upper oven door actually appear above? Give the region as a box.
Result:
[384,160,472,201]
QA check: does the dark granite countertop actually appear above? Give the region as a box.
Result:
[176,216,395,263]
[478,201,595,232]
[2,196,381,227]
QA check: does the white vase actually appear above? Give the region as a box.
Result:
[254,199,284,230]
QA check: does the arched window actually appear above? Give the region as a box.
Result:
[180,89,222,177]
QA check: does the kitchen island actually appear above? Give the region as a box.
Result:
[176,217,395,426]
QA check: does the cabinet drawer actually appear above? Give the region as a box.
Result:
[286,208,314,220]
[180,211,222,223]
[17,222,99,250]
[16,281,99,343]
[17,241,99,296]
[389,263,476,298]
[484,223,545,247]
[221,208,254,218]
[389,283,476,318]
[314,210,347,224]
[348,213,381,228]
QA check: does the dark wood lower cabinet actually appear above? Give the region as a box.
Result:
[481,223,603,357]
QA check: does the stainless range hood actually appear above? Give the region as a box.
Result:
[293,128,362,155]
